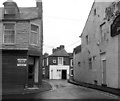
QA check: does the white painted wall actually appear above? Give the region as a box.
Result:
[49,65,69,79]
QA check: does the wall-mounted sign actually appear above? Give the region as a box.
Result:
[17,59,27,66]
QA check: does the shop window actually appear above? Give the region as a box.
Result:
[3,23,15,44]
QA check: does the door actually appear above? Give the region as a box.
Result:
[102,60,106,85]
[28,57,35,87]
[34,58,39,83]
[28,64,34,87]
[62,70,67,79]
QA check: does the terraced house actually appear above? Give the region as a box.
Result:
[43,45,73,80]
[0,0,43,90]
[74,0,120,89]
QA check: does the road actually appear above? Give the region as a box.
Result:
[3,80,120,100]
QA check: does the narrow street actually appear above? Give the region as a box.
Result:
[3,80,120,100]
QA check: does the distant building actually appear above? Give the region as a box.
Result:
[42,53,49,79]
[42,45,73,80]
[0,0,43,90]
[68,53,73,80]
[73,45,81,81]
[74,0,120,89]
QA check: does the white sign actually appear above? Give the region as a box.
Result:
[17,58,27,66]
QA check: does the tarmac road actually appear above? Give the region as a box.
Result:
[2,80,120,100]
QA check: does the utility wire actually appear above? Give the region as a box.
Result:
[43,39,81,49]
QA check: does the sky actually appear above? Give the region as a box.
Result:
[0,0,94,54]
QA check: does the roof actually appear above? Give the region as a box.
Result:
[19,7,38,20]
[68,53,73,58]
[73,45,81,54]
[50,48,69,57]
[0,7,39,20]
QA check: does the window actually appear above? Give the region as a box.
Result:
[89,58,92,69]
[53,60,56,63]
[30,24,39,45]
[70,59,73,67]
[58,57,63,65]
[3,23,15,44]
[94,9,96,16]
[43,60,44,66]
[100,22,106,42]
[4,6,16,15]
[46,58,48,66]
[78,62,81,67]
[70,69,74,76]
[86,35,88,45]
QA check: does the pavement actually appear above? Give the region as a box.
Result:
[68,79,120,96]
[2,80,52,95]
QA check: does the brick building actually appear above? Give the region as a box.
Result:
[42,45,73,80]
[74,0,120,89]
[0,0,43,90]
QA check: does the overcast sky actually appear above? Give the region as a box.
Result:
[0,0,94,54]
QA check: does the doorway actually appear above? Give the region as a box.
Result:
[102,60,106,85]
[27,56,39,87]
[62,70,67,79]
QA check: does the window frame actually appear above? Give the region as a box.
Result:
[30,23,39,46]
[3,22,16,44]
[89,58,92,70]
[70,59,73,67]
[70,69,74,76]
[86,35,88,45]
[53,60,56,64]
[58,57,63,65]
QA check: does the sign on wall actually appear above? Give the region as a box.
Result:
[17,59,27,66]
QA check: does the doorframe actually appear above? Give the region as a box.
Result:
[61,69,67,79]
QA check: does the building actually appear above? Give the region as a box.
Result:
[42,45,73,80]
[73,45,81,81]
[1,0,43,90]
[68,53,74,80]
[42,53,49,79]
[74,0,120,89]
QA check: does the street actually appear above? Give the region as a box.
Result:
[2,80,120,100]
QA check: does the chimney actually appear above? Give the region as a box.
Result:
[60,45,64,49]
[36,0,42,19]
[52,48,55,53]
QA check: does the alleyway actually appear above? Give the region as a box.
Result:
[3,80,119,100]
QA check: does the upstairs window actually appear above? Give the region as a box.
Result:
[30,24,39,45]
[100,22,106,42]
[89,58,92,70]
[94,9,96,16]
[58,57,63,65]
[3,23,15,44]
[86,35,88,45]
[53,60,56,63]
